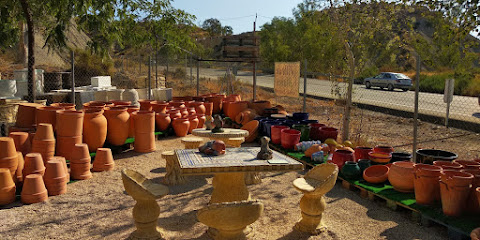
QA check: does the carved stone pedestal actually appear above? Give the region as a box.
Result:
[181,137,203,149]
[161,151,186,185]
[211,172,250,203]
[244,172,262,185]
[294,193,327,235]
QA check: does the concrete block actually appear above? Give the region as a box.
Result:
[91,76,111,88]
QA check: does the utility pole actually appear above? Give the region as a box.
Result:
[252,14,257,101]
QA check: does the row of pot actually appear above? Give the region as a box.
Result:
[340,159,480,217]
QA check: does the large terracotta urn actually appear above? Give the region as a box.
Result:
[83,109,107,152]
[151,101,168,113]
[388,161,415,193]
[125,105,140,138]
[56,110,84,137]
[104,106,130,146]
[187,115,199,134]
[36,106,62,130]
[172,118,190,137]
[155,113,171,131]
[206,96,223,114]
[191,102,206,115]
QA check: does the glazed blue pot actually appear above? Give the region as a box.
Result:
[263,120,279,137]
[300,119,318,125]
[292,112,309,121]
[341,161,362,180]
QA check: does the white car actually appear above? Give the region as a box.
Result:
[364,72,412,91]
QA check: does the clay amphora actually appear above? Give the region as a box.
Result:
[169,110,182,120]
[56,110,84,137]
[138,99,155,111]
[413,164,442,205]
[172,118,190,137]
[36,106,62,130]
[440,171,474,216]
[151,101,168,113]
[196,114,206,128]
[0,169,16,205]
[16,103,43,128]
[155,113,171,131]
[104,107,130,146]
[187,107,196,116]
[191,102,206,115]
[203,101,213,116]
[9,132,31,156]
[168,100,185,108]
[21,173,48,204]
[109,100,131,106]
[187,115,199,134]
[83,109,107,152]
[23,153,46,178]
[388,161,415,193]
[92,148,115,172]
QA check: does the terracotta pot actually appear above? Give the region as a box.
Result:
[50,103,75,110]
[138,99,155,111]
[235,109,257,125]
[462,168,480,214]
[109,100,131,106]
[222,100,233,116]
[56,110,84,137]
[92,148,115,172]
[309,123,326,140]
[434,161,463,170]
[454,160,480,170]
[70,144,92,179]
[133,133,156,153]
[179,107,189,118]
[248,101,271,116]
[190,102,206,115]
[0,137,18,176]
[168,100,185,108]
[132,111,155,134]
[31,137,56,164]
[55,136,82,160]
[206,96,223,114]
[0,169,15,205]
[388,161,415,193]
[15,152,25,184]
[169,110,182,120]
[363,165,389,184]
[187,115,199,134]
[414,164,442,205]
[9,132,31,156]
[21,173,48,204]
[36,106,62,130]
[280,129,301,150]
[34,123,55,141]
[226,101,248,120]
[104,107,130,146]
[203,102,213,116]
[83,109,107,152]
[125,105,140,138]
[16,103,43,128]
[241,120,259,143]
[71,143,91,162]
[354,147,373,162]
[196,114,206,128]
[50,156,69,181]
[43,159,67,196]
[374,145,394,155]
[23,153,46,178]
[155,113,171,131]
[318,127,339,142]
[192,96,205,102]
[83,101,106,110]
[151,101,168,113]
[368,152,392,164]
[172,96,193,101]
[172,118,190,137]
[332,149,354,170]
[440,171,474,216]
[271,125,289,145]
[226,94,241,102]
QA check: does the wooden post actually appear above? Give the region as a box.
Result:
[303,59,307,112]
[412,54,420,163]
[342,44,355,142]
[71,51,75,105]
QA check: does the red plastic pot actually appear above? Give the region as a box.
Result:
[354,147,373,162]
[309,123,326,141]
[414,164,442,205]
[318,127,339,142]
[280,129,301,150]
[332,149,354,170]
[271,125,289,145]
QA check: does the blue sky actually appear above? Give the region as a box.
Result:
[171,0,303,34]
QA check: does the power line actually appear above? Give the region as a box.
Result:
[215,14,256,21]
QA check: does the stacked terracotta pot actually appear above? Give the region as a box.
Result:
[56,110,84,160]
[15,152,24,184]
[31,123,56,164]
[0,137,19,177]
[83,109,107,152]
[50,103,76,110]
[23,153,46,178]
[36,106,62,130]
[0,168,16,205]
[92,148,115,172]
[132,111,156,153]
[104,106,130,146]
[43,158,68,195]
[70,144,93,180]
[9,132,31,156]
[21,173,48,204]
[125,105,140,138]
[15,103,44,129]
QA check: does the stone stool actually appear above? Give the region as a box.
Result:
[223,137,245,148]
[121,169,169,240]
[161,151,186,185]
[181,137,203,149]
[197,200,264,240]
[292,163,338,235]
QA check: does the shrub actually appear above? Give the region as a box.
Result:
[74,49,114,86]
[416,72,476,96]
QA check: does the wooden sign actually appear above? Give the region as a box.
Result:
[222,34,259,62]
[274,62,300,97]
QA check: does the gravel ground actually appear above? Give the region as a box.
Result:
[0,135,451,240]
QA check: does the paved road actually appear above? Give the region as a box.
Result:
[188,67,480,125]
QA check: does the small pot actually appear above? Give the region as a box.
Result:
[433,161,463,170]
[172,117,190,137]
[391,152,412,162]
[454,160,480,170]
[9,132,31,156]
[318,127,338,142]
[138,99,156,111]
[241,120,259,143]
[151,101,168,113]
[92,148,115,172]
[368,151,392,164]
[280,129,301,149]
[309,123,326,140]
[388,161,415,193]
[271,125,289,145]
[0,169,15,205]
[21,174,48,204]
[155,113,171,131]
[292,124,311,142]
[341,161,361,180]
[196,114,206,128]
[23,153,46,178]
[187,115,199,134]
[416,149,458,165]
[357,159,371,172]
[414,164,442,205]
[332,149,354,170]
[354,147,373,161]
[440,171,474,216]
[363,165,389,184]
[292,112,309,121]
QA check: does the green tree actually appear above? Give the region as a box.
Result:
[202,18,233,37]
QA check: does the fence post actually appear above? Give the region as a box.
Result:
[342,55,354,142]
[412,54,421,163]
[70,50,75,105]
[253,61,257,101]
[148,56,151,100]
[303,59,307,112]
[196,60,200,96]
[190,56,193,84]
[155,50,158,88]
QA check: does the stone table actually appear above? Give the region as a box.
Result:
[175,147,303,203]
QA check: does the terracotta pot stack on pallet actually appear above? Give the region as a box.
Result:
[56,110,84,161]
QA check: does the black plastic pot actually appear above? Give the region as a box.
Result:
[391,152,412,162]
[416,149,458,165]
